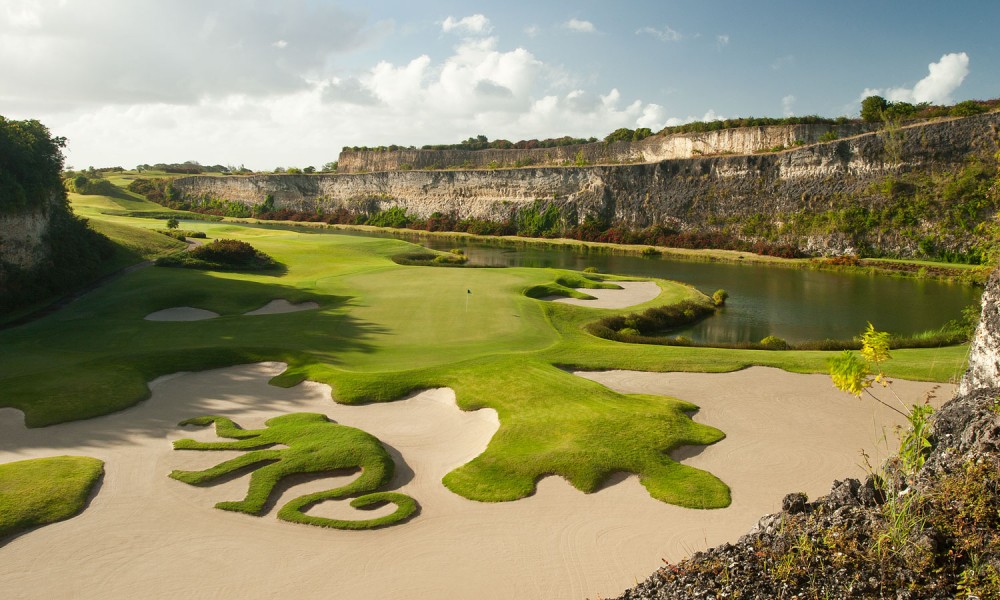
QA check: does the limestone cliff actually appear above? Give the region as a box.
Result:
[172,113,1000,257]
[0,203,53,271]
[960,268,1000,394]
[338,123,875,173]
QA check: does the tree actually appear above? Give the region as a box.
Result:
[604,127,635,143]
[303,166,316,174]
[321,162,338,172]
[950,100,988,117]
[165,217,179,229]
[0,116,67,212]
[861,95,888,123]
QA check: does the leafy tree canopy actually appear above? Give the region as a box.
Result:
[0,116,66,212]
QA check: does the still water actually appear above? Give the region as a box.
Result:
[409,236,981,344]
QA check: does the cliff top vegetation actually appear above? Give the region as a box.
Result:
[340,97,999,155]
[0,116,66,214]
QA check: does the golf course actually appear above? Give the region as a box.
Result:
[0,186,968,598]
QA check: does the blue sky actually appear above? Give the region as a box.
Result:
[1,0,997,170]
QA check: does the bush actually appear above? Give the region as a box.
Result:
[759,335,789,350]
[587,300,716,341]
[156,239,277,271]
[712,289,728,306]
[949,100,988,117]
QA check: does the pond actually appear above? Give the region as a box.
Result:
[408,236,981,344]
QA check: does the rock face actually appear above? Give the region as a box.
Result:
[0,208,51,271]
[172,113,1000,256]
[337,123,874,173]
[959,268,1000,395]
[615,267,1000,600]
[0,188,63,273]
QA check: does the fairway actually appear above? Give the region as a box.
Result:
[0,203,974,600]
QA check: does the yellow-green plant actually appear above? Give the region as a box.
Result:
[829,323,934,473]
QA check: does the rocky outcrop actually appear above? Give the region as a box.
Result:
[172,113,1000,256]
[960,268,1000,395]
[0,206,51,271]
[615,268,1000,600]
[337,123,875,173]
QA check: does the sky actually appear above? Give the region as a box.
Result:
[1,0,998,171]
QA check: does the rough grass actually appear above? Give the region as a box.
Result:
[170,413,416,529]
[0,456,104,540]
[0,211,971,510]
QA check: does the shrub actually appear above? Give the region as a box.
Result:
[759,335,789,350]
[165,217,179,229]
[949,100,988,117]
[157,239,276,271]
[712,289,728,306]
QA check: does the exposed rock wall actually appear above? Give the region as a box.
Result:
[0,201,53,271]
[959,268,1000,394]
[173,113,1000,256]
[338,123,875,173]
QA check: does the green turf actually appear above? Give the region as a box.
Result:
[0,456,104,540]
[170,413,416,529]
[0,204,972,510]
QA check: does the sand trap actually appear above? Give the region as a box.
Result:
[143,307,220,321]
[548,281,660,309]
[0,363,949,600]
[244,299,320,316]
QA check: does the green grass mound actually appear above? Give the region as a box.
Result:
[0,456,104,540]
[523,270,623,300]
[170,413,417,530]
[390,250,469,266]
[156,239,279,271]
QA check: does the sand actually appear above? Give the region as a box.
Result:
[0,363,950,600]
[143,300,319,321]
[144,307,220,321]
[244,300,320,316]
[549,281,661,309]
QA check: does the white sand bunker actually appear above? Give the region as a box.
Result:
[143,307,220,321]
[549,280,660,309]
[0,362,951,600]
[244,299,320,316]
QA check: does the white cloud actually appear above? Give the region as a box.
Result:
[886,52,970,105]
[441,14,492,35]
[0,0,371,109]
[716,34,729,49]
[272,40,288,49]
[637,25,682,42]
[563,18,596,34]
[44,35,667,169]
[663,109,724,128]
[782,94,796,117]
[523,24,540,37]
[4,1,43,28]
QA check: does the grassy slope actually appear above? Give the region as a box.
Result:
[0,456,104,540]
[170,413,417,529]
[0,210,970,508]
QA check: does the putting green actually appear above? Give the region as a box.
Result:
[0,456,104,540]
[0,202,970,509]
